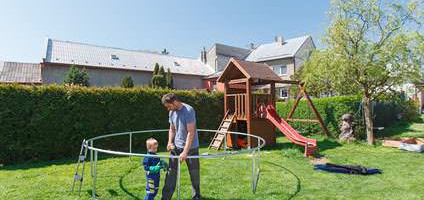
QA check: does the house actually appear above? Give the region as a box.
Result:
[0,61,42,85]
[203,35,316,99]
[2,35,315,94]
[41,38,214,89]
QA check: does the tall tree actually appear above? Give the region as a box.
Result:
[153,63,160,75]
[300,0,423,144]
[64,66,90,86]
[151,64,167,88]
[166,68,174,89]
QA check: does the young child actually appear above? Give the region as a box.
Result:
[143,138,167,200]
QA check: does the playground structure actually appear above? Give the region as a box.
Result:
[71,129,265,200]
[209,59,329,157]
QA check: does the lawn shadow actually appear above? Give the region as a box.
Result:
[380,117,424,139]
[0,157,76,171]
[264,161,301,200]
[317,139,342,152]
[119,167,142,200]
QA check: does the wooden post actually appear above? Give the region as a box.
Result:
[224,81,229,114]
[246,79,252,148]
[270,82,275,106]
[287,85,303,120]
[301,84,331,137]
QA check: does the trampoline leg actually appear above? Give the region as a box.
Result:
[129,133,132,162]
[92,150,97,200]
[251,150,257,194]
[90,140,94,177]
[177,158,181,200]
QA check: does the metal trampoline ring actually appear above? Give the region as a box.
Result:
[81,129,265,200]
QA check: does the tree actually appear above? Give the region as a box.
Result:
[64,66,89,86]
[300,0,423,144]
[151,64,167,88]
[153,63,160,75]
[121,76,134,88]
[166,68,174,89]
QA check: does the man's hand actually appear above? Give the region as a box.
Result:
[167,143,175,152]
[179,151,188,162]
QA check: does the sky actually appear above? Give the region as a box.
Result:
[0,0,331,63]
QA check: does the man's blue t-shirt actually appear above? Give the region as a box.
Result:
[169,103,199,149]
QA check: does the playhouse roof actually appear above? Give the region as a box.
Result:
[217,59,283,83]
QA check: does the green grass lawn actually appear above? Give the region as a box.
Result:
[382,115,424,139]
[1,121,424,200]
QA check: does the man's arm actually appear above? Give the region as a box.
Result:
[180,122,195,162]
[167,124,176,151]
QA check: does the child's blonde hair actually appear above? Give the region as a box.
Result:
[146,138,158,150]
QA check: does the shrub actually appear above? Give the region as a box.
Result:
[121,76,134,88]
[63,66,89,86]
[0,84,223,164]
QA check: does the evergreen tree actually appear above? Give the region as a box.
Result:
[151,64,167,88]
[153,63,160,75]
[121,76,134,88]
[166,68,174,89]
[64,66,89,86]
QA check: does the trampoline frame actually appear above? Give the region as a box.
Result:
[79,129,265,200]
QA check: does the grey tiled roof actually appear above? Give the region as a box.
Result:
[0,61,42,83]
[246,35,311,62]
[214,43,251,59]
[43,38,213,76]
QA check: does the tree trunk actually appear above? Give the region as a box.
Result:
[362,96,375,145]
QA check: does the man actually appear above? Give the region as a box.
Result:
[161,93,201,200]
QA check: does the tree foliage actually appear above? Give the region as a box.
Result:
[63,66,90,86]
[166,68,174,89]
[121,76,134,88]
[300,0,423,144]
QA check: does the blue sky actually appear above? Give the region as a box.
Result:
[0,0,331,63]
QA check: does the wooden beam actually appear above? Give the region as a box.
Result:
[286,118,320,123]
[246,79,252,148]
[301,84,331,137]
[224,81,229,114]
[287,85,303,119]
[228,78,249,84]
[228,83,246,90]
[270,82,276,107]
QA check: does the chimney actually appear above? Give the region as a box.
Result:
[275,36,284,45]
[200,47,207,64]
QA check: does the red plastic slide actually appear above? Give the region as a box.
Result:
[265,104,317,157]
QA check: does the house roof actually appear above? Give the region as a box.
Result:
[217,59,283,83]
[0,61,42,84]
[245,35,311,62]
[43,38,214,76]
[214,43,251,59]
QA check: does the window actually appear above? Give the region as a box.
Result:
[272,65,287,75]
[279,88,288,98]
[111,55,119,60]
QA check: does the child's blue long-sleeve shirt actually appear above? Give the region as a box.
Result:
[142,151,161,173]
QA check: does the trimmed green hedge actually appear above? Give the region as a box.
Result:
[276,95,417,138]
[0,84,223,164]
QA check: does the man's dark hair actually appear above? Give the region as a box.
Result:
[162,93,178,104]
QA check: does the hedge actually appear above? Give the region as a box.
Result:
[276,95,418,138]
[0,84,223,164]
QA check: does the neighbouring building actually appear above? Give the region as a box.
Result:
[0,61,42,85]
[2,35,315,98]
[41,38,213,89]
[203,35,316,99]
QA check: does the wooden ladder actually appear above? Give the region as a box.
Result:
[209,112,235,150]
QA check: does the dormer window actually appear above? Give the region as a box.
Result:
[111,55,119,60]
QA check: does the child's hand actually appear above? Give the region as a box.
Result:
[148,165,161,173]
